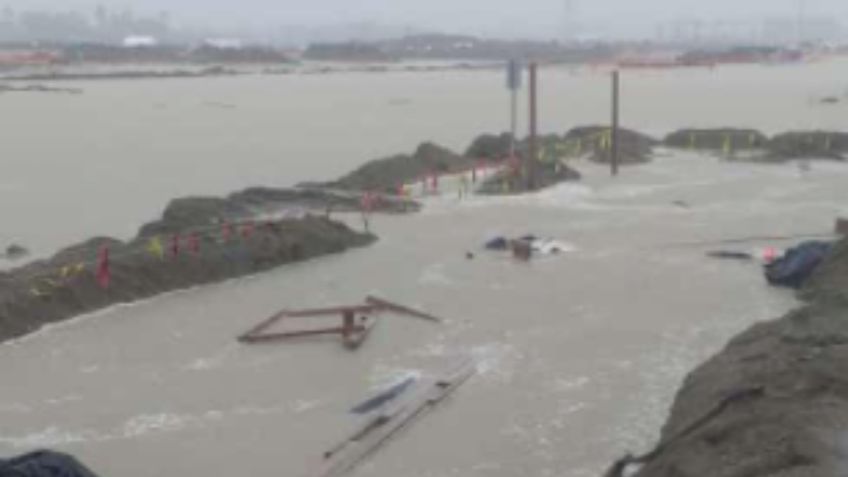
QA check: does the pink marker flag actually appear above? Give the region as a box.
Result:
[189,233,200,255]
[171,234,180,257]
[361,192,374,212]
[241,222,255,239]
[96,246,110,289]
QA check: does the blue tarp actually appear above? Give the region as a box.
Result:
[0,451,99,477]
[764,241,833,289]
[484,235,537,251]
[484,237,509,251]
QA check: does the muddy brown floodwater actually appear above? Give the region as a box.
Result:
[1,61,848,476]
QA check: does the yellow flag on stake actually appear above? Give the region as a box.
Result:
[60,266,71,278]
[75,263,85,274]
[147,236,165,260]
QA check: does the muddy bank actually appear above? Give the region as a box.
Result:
[464,132,514,160]
[316,142,476,193]
[664,128,768,151]
[476,160,581,195]
[0,83,83,94]
[766,131,848,161]
[564,126,658,164]
[663,128,848,162]
[2,66,239,82]
[618,237,848,477]
[0,187,396,344]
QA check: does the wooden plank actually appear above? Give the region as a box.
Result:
[239,326,353,344]
[284,305,380,318]
[311,361,476,477]
[237,309,291,341]
[365,296,444,323]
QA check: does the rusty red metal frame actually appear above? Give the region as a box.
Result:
[237,296,442,348]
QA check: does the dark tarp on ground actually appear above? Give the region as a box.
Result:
[484,237,509,250]
[764,241,833,289]
[484,235,537,251]
[0,451,100,477]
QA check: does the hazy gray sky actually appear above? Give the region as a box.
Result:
[6,0,848,37]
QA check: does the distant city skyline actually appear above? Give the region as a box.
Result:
[1,0,847,43]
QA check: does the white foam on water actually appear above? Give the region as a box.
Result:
[180,344,237,372]
[0,403,31,414]
[233,404,288,416]
[418,263,456,286]
[551,376,590,393]
[121,413,190,438]
[44,395,82,406]
[292,399,323,413]
[0,426,100,449]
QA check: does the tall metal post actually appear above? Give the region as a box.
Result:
[510,88,518,158]
[528,62,538,190]
[506,59,521,159]
[611,70,620,177]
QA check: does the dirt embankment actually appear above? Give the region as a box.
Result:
[476,160,581,195]
[0,188,380,344]
[613,237,848,477]
[663,128,848,162]
[2,66,239,82]
[565,125,659,164]
[316,142,477,193]
[767,131,848,162]
[664,128,769,151]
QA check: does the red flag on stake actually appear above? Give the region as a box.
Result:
[171,234,180,257]
[360,191,374,213]
[188,233,200,255]
[96,246,110,289]
[222,223,233,242]
[241,222,255,239]
[431,173,439,192]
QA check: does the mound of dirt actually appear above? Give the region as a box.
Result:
[464,132,515,159]
[565,125,659,164]
[325,142,475,193]
[766,131,848,161]
[664,128,768,151]
[0,199,375,344]
[476,160,581,195]
[613,236,848,477]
